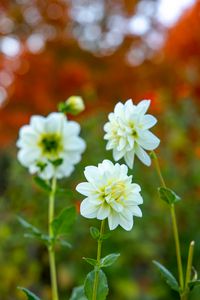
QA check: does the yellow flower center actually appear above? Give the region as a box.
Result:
[38,133,63,158]
[104,181,126,202]
[129,122,137,138]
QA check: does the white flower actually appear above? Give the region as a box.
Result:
[17,112,86,180]
[76,160,143,231]
[65,96,85,115]
[104,99,160,168]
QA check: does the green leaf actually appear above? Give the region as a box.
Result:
[56,187,73,197]
[101,232,111,240]
[84,269,109,300]
[90,227,100,239]
[188,280,200,291]
[24,233,50,245]
[34,176,51,192]
[70,286,87,300]
[191,266,198,281]
[18,217,40,234]
[158,187,181,205]
[49,158,63,167]
[51,206,76,237]
[18,217,50,246]
[18,287,41,300]
[58,239,72,248]
[100,253,120,268]
[58,101,67,113]
[83,257,97,266]
[153,260,179,292]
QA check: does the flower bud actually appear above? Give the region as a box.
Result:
[58,96,85,115]
[65,96,85,115]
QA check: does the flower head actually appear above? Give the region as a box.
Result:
[17,112,86,179]
[58,96,85,115]
[65,96,85,115]
[104,99,160,168]
[76,160,143,231]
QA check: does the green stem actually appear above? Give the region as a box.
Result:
[180,241,195,300]
[48,176,59,300]
[92,220,105,300]
[170,204,184,291]
[151,151,166,188]
[152,151,184,291]
[180,293,188,300]
[185,241,195,289]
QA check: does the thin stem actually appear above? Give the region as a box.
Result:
[92,220,105,300]
[170,204,184,291]
[151,151,166,188]
[48,176,59,300]
[152,151,184,291]
[185,241,195,288]
[180,293,188,300]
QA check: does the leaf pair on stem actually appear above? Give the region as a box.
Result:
[18,177,77,300]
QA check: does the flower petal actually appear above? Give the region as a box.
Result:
[108,212,120,230]
[137,130,160,150]
[30,116,45,133]
[64,121,80,136]
[127,193,143,205]
[113,148,124,161]
[110,201,124,212]
[119,212,133,231]
[97,204,110,220]
[141,114,157,129]
[135,144,151,166]
[124,151,134,169]
[129,206,142,217]
[114,102,124,116]
[84,166,100,183]
[17,148,40,166]
[45,112,65,133]
[76,182,93,196]
[80,199,98,218]
[64,137,86,151]
[135,100,151,115]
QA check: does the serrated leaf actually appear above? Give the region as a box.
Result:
[34,176,51,192]
[100,253,120,268]
[158,187,181,205]
[51,206,76,237]
[18,287,41,300]
[70,286,87,300]
[188,280,200,291]
[84,269,109,300]
[153,260,179,292]
[90,227,100,239]
[83,257,97,266]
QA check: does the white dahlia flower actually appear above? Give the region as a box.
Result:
[17,112,86,180]
[104,99,160,168]
[76,160,143,231]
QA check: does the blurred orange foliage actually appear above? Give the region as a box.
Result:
[0,0,200,147]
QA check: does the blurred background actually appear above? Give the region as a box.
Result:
[0,0,200,299]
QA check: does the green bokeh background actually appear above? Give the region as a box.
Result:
[1,100,200,300]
